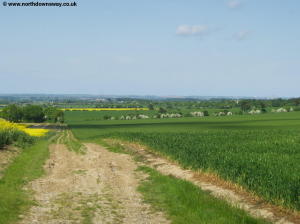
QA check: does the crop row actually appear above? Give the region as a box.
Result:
[102,129,300,210]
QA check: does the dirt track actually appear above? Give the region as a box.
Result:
[19,143,169,224]
[18,138,300,224]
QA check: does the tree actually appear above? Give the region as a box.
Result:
[260,102,266,109]
[159,107,167,113]
[203,110,209,116]
[1,104,23,122]
[55,110,64,123]
[240,100,251,112]
[271,98,284,107]
[103,115,111,120]
[148,104,154,110]
[166,103,173,109]
[261,108,267,113]
[44,107,64,123]
[293,98,300,106]
[23,105,45,123]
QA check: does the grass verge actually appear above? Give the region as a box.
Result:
[0,134,52,224]
[137,166,269,224]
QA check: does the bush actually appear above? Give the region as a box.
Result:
[159,107,167,113]
[203,111,209,116]
[0,119,35,149]
[294,107,300,111]
[0,129,34,149]
[103,115,111,120]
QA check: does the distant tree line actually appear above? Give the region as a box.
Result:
[0,104,64,123]
[2,95,299,112]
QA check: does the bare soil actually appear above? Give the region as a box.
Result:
[19,143,169,224]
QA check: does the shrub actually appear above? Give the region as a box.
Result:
[0,119,35,149]
[294,107,300,111]
[203,110,209,116]
[0,129,34,149]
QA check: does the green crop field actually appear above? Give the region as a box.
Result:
[65,111,300,210]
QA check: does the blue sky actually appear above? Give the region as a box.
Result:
[0,0,299,97]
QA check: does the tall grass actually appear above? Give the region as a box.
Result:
[0,129,34,148]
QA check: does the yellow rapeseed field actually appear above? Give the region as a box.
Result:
[62,108,149,111]
[0,119,48,137]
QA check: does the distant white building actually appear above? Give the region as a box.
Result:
[190,111,204,117]
[276,108,287,113]
[248,109,261,115]
[138,114,149,119]
[218,112,226,116]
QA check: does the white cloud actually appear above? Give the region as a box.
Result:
[235,30,251,41]
[176,25,208,36]
[227,0,242,9]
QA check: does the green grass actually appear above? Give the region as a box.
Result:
[137,166,268,224]
[60,129,86,154]
[0,134,52,224]
[66,111,300,210]
[92,138,127,154]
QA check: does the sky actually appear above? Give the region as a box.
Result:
[0,0,299,97]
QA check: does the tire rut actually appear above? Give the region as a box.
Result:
[19,143,169,224]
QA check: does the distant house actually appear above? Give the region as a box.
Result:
[190,111,204,117]
[276,108,287,113]
[249,109,261,115]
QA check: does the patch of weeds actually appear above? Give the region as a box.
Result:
[94,138,127,154]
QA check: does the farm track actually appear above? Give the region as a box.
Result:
[19,141,169,224]
[17,132,299,224]
[106,139,300,224]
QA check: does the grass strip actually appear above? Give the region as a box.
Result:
[62,130,86,154]
[137,166,268,224]
[0,135,51,224]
